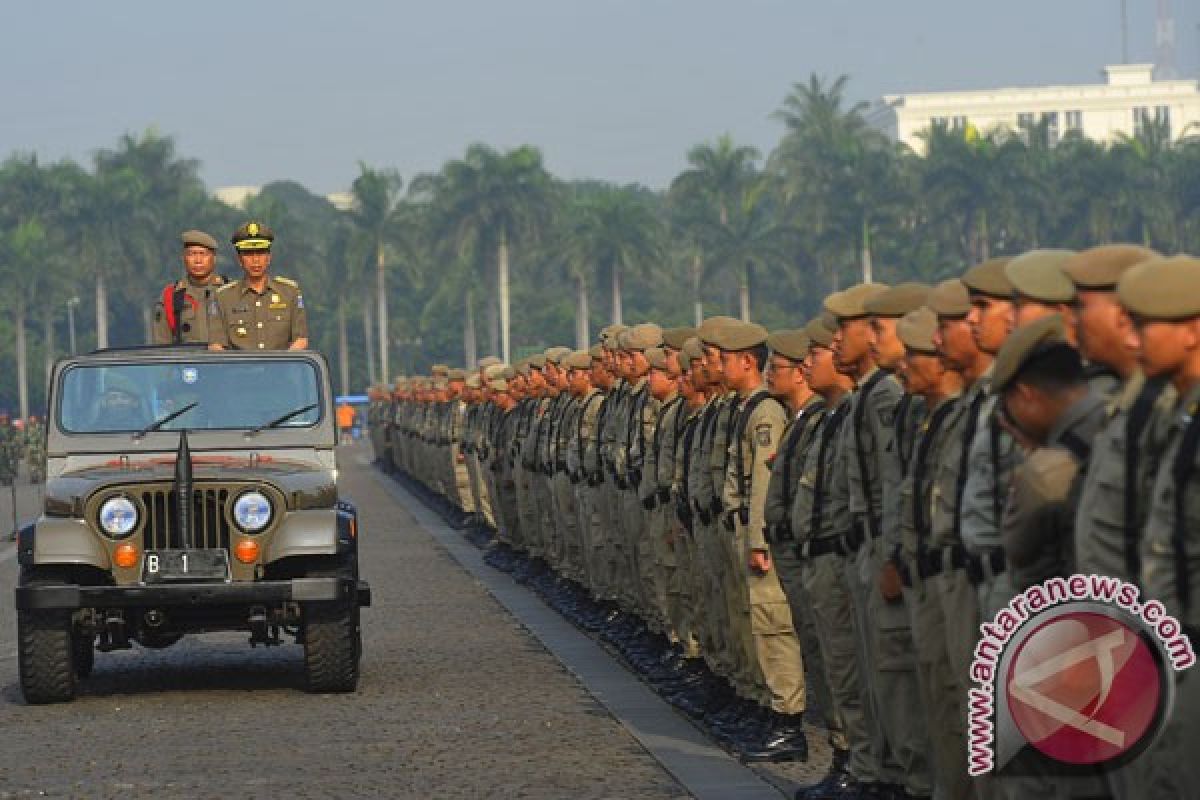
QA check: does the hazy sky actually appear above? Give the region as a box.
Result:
[2,1,1197,194]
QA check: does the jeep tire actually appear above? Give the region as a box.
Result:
[18,607,76,704]
[302,600,360,693]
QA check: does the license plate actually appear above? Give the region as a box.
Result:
[142,549,230,583]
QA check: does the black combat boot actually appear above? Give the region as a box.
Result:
[737,711,808,763]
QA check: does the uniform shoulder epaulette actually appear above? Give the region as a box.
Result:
[215,280,240,294]
[275,276,298,287]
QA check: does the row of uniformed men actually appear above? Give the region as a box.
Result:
[368,246,1200,800]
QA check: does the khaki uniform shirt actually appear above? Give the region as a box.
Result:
[722,386,789,551]
[840,368,903,545]
[153,276,226,345]
[898,394,962,565]
[208,276,307,350]
[764,396,825,539]
[791,394,851,544]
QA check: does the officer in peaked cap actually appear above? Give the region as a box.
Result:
[154,230,226,345]
[209,221,308,351]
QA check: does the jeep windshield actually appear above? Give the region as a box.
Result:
[58,359,323,434]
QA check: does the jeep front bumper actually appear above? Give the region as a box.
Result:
[16,578,372,611]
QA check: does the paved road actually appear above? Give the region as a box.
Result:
[0,447,690,799]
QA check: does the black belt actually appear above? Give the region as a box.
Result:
[919,545,1005,584]
[842,518,881,552]
[797,536,845,560]
[765,523,794,546]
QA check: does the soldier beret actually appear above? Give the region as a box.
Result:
[181,229,218,251]
[961,257,1014,298]
[991,314,1069,393]
[1118,256,1200,321]
[697,316,740,346]
[619,323,664,352]
[465,374,481,389]
[564,350,592,370]
[476,356,502,369]
[1062,244,1161,290]
[488,379,509,393]
[767,329,810,362]
[430,364,450,376]
[231,221,274,251]
[484,364,508,380]
[543,346,572,365]
[588,344,604,359]
[707,320,768,352]
[662,326,698,350]
[1005,249,1077,304]
[897,308,938,354]
[645,347,670,370]
[824,283,889,321]
[863,282,931,318]
[804,317,836,348]
[926,279,971,319]
[680,336,706,368]
[446,368,466,381]
[432,378,448,390]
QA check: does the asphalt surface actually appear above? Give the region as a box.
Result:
[0,448,690,799]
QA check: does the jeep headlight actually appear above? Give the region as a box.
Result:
[98,496,139,538]
[233,491,272,533]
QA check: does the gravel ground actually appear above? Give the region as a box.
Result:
[0,448,689,799]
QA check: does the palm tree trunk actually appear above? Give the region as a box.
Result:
[95,270,109,349]
[739,263,751,322]
[979,209,990,261]
[42,306,55,398]
[692,253,703,326]
[498,233,511,364]
[487,292,499,361]
[337,295,350,397]
[575,274,589,350]
[464,289,478,368]
[15,296,29,421]
[376,244,388,385]
[362,290,378,385]
[610,262,623,326]
[861,218,874,284]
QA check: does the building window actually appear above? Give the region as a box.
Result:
[1065,110,1083,133]
[1156,105,1172,138]
[1017,112,1035,131]
[931,115,967,132]
[1042,111,1060,146]
[1133,107,1151,135]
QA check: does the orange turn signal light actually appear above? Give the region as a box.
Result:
[114,542,140,569]
[234,539,260,564]
[349,518,358,539]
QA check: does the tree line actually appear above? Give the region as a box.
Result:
[3,74,1200,417]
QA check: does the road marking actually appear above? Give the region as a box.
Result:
[372,470,785,800]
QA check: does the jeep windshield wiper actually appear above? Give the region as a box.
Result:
[247,403,319,435]
[133,402,199,439]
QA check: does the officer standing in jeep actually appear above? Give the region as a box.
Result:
[153,230,226,345]
[208,221,309,351]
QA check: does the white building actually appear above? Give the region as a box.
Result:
[869,64,1200,154]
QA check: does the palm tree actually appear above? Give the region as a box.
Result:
[348,164,403,381]
[705,176,796,321]
[426,144,554,363]
[564,185,663,331]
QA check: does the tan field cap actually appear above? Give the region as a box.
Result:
[897,308,938,354]
[708,320,769,352]
[600,324,628,349]
[465,374,481,389]
[824,283,889,320]
[680,336,706,367]
[1062,244,1160,290]
[863,282,931,318]
[564,350,592,370]
[1005,249,1077,304]
[488,379,509,392]
[663,326,698,350]
[182,230,218,250]
[991,314,1069,393]
[544,346,572,365]
[619,323,663,351]
[697,315,742,346]
[767,329,811,361]
[804,317,836,348]
[430,364,450,376]
[446,368,466,381]
[645,347,670,370]
[526,353,547,369]
[476,356,502,369]
[927,278,971,318]
[588,344,605,359]
[1117,256,1200,321]
[484,364,508,380]
[962,257,1014,298]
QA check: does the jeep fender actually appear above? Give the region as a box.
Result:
[265,502,358,562]
[24,518,110,570]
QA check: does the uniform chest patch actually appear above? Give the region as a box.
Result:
[877,408,894,427]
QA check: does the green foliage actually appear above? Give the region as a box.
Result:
[3,85,1200,410]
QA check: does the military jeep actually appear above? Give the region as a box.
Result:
[14,347,371,703]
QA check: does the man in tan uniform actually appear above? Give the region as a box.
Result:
[208,222,308,351]
[154,230,226,345]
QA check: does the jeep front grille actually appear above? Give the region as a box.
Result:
[140,487,233,550]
